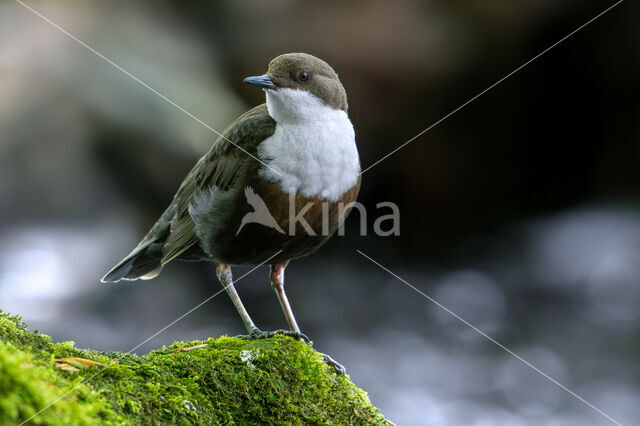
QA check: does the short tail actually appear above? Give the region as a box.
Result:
[102,203,177,283]
[101,241,164,283]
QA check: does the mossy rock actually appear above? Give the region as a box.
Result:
[0,310,387,424]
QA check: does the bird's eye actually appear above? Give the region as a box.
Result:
[298,71,310,82]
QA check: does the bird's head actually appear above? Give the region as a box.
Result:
[244,53,348,122]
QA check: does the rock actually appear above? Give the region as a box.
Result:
[0,310,388,424]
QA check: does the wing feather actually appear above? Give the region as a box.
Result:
[160,104,275,264]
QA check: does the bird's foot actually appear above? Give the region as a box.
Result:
[265,329,313,346]
[236,328,312,345]
[236,327,268,340]
[320,353,347,375]
[235,329,343,374]
[236,328,313,346]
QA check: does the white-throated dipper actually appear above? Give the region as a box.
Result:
[102,53,360,356]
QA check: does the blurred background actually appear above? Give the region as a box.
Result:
[1,0,639,424]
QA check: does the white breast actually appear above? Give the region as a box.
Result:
[258,88,360,202]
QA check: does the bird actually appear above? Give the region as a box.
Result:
[102,53,361,348]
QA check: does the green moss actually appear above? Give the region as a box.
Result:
[0,310,387,424]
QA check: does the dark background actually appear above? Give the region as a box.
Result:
[1,1,639,424]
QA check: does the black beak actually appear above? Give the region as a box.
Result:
[243,74,277,90]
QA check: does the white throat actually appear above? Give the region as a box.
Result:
[258,88,360,202]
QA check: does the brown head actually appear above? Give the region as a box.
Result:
[244,53,348,114]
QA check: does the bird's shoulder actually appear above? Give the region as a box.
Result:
[176,103,274,200]
[216,103,276,155]
[188,104,274,190]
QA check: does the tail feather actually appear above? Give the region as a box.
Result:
[101,241,163,283]
[103,204,176,283]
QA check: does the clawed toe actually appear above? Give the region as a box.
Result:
[234,329,344,374]
[321,353,347,375]
[236,328,267,340]
[236,329,313,345]
[266,329,313,346]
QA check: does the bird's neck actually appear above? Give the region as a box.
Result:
[266,88,334,124]
[258,90,360,202]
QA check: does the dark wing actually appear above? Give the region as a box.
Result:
[160,103,275,264]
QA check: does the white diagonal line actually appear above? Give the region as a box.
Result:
[14,0,281,177]
[359,0,624,176]
[356,250,622,425]
[18,250,282,425]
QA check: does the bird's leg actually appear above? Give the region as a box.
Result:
[268,262,312,344]
[267,263,345,373]
[270,262,298,331]
[216,263,260,336]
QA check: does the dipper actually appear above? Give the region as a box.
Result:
[102,53,361,345]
